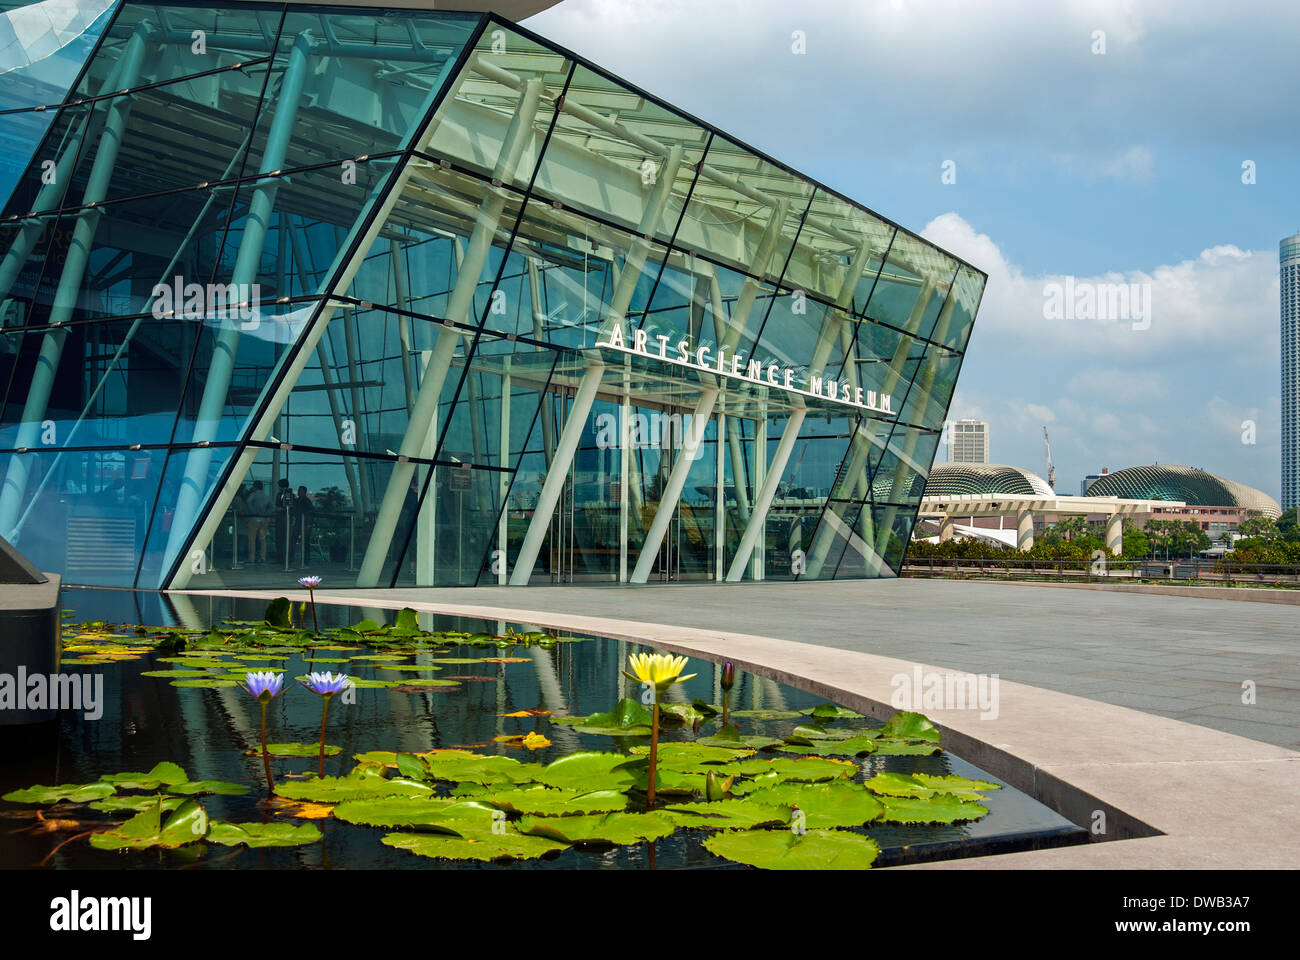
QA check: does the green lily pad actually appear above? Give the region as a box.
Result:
[330,797,465,828]
[776,736,879,757]
[481,788,629,817]
[422,753,543,786]
[537,752,637,791]
[274,775,435,803]
[99,762,188,790]
[382,827,567,862]
[799,704,865,719]
[785,724,879,744]
[89,798,210,850]
[729,709,802,721]
[207,821,322,848]
[303,658,350,664]
[628,742,754,763]
[877,793,989,824]
[89,795,187,814]
[865,773,991,801]
[696,729,784,750]
[169,678,240,688]
[140,669,223,678]
[912,773,1001,793]
[349,654,409,662]
[738,781,884,828]
[169,781,252,796]
[255,743,342,758]
[732,756,859,782]
[516,811,678,845]
[879,711,941,742]
[704,828,880,869]
[870,739,943,756]
[663,798,792,830]
[2,782,117,804]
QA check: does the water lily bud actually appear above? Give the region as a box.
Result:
[720,662,736,692]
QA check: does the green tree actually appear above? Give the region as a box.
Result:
[1276,507,1298,542]
[1054,516,1089,541]
[1237,514,1279,542]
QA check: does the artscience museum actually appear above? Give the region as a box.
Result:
[0,0,985,590]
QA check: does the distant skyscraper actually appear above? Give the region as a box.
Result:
[1283,234,1300,511]
[947,420,989,463]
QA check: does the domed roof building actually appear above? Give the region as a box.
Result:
[1083,465,1281,518]
[919,462,1056,499]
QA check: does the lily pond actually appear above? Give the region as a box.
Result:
[0,589,1086,870]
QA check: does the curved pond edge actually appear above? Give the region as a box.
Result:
[176,588,1300,870]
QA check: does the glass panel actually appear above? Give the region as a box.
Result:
[0,445,165,586]
[420,23,567,189]
[75,3,280,96]
[0,314,196,449]
[244,10,478,174]
[784,189,893,308]
[393,460,502,586]
[675,135,814,286]
[0,0,116,109]
[895,345,960,432]
[937,263,985,353]
[502,198,671,348]
[139,443,236,587]
[348,158,526,329]
[0,109,57,214]
[534,63,708,243]
[862,230,957,340]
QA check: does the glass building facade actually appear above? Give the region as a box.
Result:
[0,0,985,590]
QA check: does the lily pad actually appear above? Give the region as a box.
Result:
[274,775,435,803]
[169,678,240,688]
[481,788,629,817]
[537,752,637,791]
[207,821,322,848]
[99,762,188,790]
[382,827,567,862]
[775,736,879,757]
[799,704,865,719]
[2,782,116,804]
[252,743,342,758]
[738,781,884,828]
[516,811,678,845]
[785,724,879,744]
[703,828,880,870]
[732,756,858,782]
[169,781,252,796]
[697,729,784,750]
[729,709,802,721]
[663,798,792,830]
[877,793,989,824]
[330,797,464,828]
[89,795,187,814]
[88,798,209,851]
[422,753,543,786]
[552,698,654,736]
[628,742,754,763]
[879,711,941,742]
[871,739,943,756]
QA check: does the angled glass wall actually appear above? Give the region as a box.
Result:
[0,3,984,589]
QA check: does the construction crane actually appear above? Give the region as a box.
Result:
[1042,426,1056,491]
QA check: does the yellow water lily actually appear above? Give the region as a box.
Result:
[622,652,697,692]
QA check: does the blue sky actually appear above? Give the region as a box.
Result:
[527,0,1298,500]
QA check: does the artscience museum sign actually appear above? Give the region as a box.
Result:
[595,326,895,416]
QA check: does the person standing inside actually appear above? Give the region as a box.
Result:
[244,480,272,563]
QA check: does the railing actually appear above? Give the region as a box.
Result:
[902,556,1300,587]
[216,507,359,573]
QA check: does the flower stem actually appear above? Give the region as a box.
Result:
[318,696,330,779]
[259,700,273,794]
[648,699,659,810]
[308,589,319,636]
[722,690,729,729]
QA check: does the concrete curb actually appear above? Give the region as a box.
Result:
[180,587,1300,869]
[921,577,1300,605]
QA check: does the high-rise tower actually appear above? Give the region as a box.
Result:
[1282,234,1300,510]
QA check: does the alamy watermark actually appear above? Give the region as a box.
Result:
[594,411,706,461]
[890,666,999,720]
[1042,277,1150,330]
[151,276,263,330]
[0,668,103,720]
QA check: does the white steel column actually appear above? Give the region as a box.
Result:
[1017,509,1035,552]
[726,406,806,582]
[618,361,631,582]
[356,77,543,586]
[497,357,511,584]
[629,387,718,583]
[1106,512,1123,555]
[508,364,604,585]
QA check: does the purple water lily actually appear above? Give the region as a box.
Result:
[240,671,285,793]
[239,670,286,702]
[298,576,322,634]
[300,671,352,697]
[302,672,351,777]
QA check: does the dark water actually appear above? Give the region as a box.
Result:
[0,588,1086,869]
